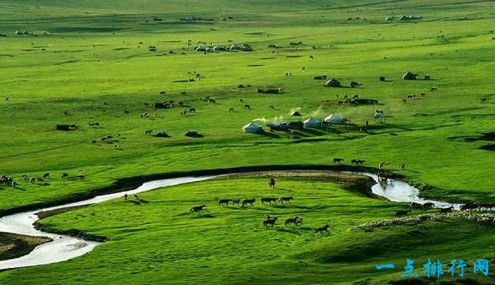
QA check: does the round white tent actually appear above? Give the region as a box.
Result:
[324,114,347,124]
[303,117,321,128]
[242,122,262,133]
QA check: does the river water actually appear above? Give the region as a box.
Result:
[0,172,461,270]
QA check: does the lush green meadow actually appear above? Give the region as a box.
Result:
[0,0,495,283]
[4,175,495,284]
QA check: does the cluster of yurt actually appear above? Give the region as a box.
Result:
[196,44,253,52]
[243,113,347,134]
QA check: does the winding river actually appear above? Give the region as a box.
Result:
[0,172,462,271]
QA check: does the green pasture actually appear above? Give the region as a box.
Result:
[2,176,495,284]
[0,0,494,283]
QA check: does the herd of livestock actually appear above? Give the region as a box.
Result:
[187,193,330,233]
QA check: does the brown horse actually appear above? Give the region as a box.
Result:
[261,197,278,204]
[315,224,330,233]
[242,198,255,207]
[285,216,302,226]
[263,216,278,228]
[268,178,276,189]
[218,199,232,206]
[190,204,206,213]
[279,196,293,204]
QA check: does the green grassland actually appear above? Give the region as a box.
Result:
[3,175,495,284]
[0,0,495,283]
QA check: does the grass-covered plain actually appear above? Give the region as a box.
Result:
[0,0,495,283]
[4,174,495,284]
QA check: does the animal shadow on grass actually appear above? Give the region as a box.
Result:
[191,213,215,219]
[257,131,280,139]
[275,227,311,235]
[298,128,327,137]
[136,198,149,204]
[273,187,291,193]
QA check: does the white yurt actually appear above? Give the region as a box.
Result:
[303,117,321,128]
[324,114,347,124]
[242,122,262,133]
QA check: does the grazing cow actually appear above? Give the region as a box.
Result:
[240,99,244,103]
[395,210,410,217]
[244,104,251,110]
[141,112,149,118]
[189,107,196,113]
[218,199,232,206]
[228,108,234,112]
[315,224,330,233]
[285,216,302,226]
[333,157,344,164]
[430,87,437,91]
[263,216,278,228]
[242,198,255,207]
[42,173,50,179]
[269,178,276,189]
[208,99,216,104]
[61,173,69,179]
[279,196,293,204]
[261,197,278,204]
[91,140,97,145]
[77,173,85,179]
[190,204,206,213]
[440,206,453,214]
[231,199,240,205]
[269,105,275,110]
[145,130,153,135]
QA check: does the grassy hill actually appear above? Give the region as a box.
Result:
[0,0,494,283]
[5,174,495,284]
